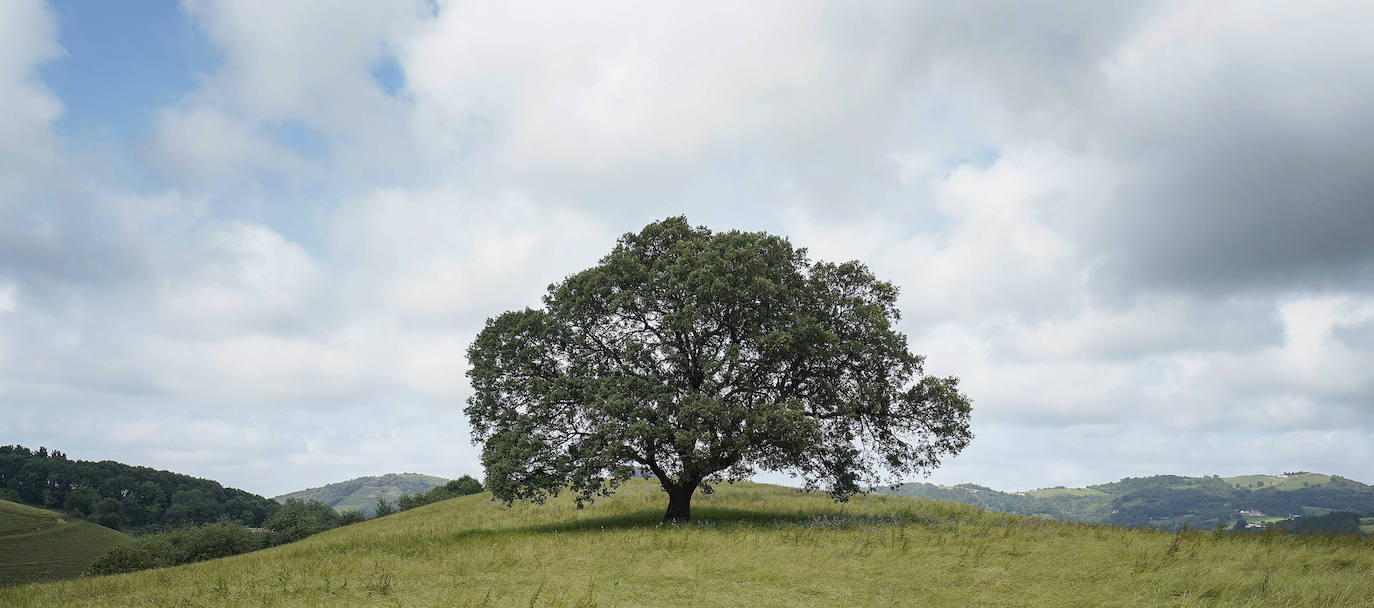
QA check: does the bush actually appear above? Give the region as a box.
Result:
[170,520,264,562]
[85,521,272,576]
[374,496,395,517]
[398,488,448,511]
[85,535,176,575]
[337,508,367,526]
[445,475,484,496]
[265,499,340,544]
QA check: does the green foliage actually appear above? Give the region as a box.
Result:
[82,535,175,575]
[444,475,483,496]
[9,481,1374,607]
[467,217,972,521]
[395,478,485,512]
[373,496,395,517]
[1276,511,1363,536]
[265,499,340,544]
[62,488,98,518]
[0,445,279,530]
[92,497,126,530]
[84,521,269,576]
[336,508,367,526]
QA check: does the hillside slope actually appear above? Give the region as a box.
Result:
[889,473,1374,530]
[273,473,449,514]
[1,445,279,529]
[4,480,1373,606]
[0,500,129,586]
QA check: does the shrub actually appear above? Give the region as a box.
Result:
[85,535,176,575]
[170,520,264,562]
[85,521,273,576]
[265,499,340,544]
[337,508,367,526]
[373,496,395,517]
[445,475,484,496]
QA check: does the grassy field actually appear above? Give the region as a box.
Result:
[3,481,1372,606]
[0,499,129,586]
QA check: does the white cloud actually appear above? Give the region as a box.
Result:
[158,221,324,331]
[147,106,306,185]
[0,0,62,198]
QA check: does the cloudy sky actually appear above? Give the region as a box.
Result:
[3,0,1373,497]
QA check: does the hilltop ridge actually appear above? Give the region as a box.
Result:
[272,473,449,515]
[887,472,1374,530]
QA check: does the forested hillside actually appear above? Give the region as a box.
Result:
[0,446,278,530]
[888,473,1374,530]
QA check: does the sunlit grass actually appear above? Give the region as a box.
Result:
[3,480,1371,606]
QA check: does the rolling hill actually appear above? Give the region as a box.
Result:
[0,499,129,586]
[3,480,1372,606]
[887,472,1374,530]
[1,445,280,530]
[272,473,449,515]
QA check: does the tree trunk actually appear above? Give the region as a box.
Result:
[663,483,697,523]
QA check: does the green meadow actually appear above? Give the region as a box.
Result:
[0,499,129,586]
[3,481,1371,606]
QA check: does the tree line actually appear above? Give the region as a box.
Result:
[87,477,485,575]
[0,445,279,530]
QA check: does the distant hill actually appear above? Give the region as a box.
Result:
[886,472,1374,531]
[274,473,450,515]
[0,499,129,586]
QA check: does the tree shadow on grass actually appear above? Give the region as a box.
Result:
[522,506,819,534]
[444,505,950,544]
[437,507,830,545]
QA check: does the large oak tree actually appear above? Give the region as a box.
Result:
[466,217,972,522]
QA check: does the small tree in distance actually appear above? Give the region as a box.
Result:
[445,475,484,496]
[373,496,395,517]
[466,217,973,522]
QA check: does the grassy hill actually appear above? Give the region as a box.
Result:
[0,499,129,586]
[273,473,449,515]
[3,480,1373,606]
[890,473,1374,530]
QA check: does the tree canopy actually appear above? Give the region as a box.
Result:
[0,445,278,530]
[466,217,972,521]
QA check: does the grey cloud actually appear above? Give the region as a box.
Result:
[1056,4,1374,296]
[1334,319,1374,351]
[1098,89,1374,295]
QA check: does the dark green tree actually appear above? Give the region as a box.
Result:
[63,487,98,518]
[445,475,484,496]
[466,217,973,522]
[92,498,127,530]
[265,499,340,544]
[373,496,396,517]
